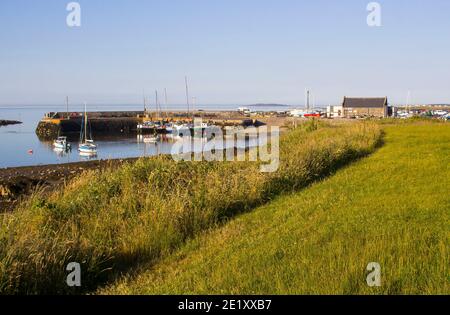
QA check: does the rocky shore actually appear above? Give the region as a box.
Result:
[0,119,22,127]
[0,158,138,212]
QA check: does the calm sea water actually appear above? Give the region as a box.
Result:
[0,104,286,168]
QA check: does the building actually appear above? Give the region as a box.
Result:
[326,105,343,118]
[342,97,389,118]
[237,107,251,116]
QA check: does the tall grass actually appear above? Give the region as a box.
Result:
[0,122,381,294]
[101,122,448,295]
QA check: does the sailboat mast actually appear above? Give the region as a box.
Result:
[66,96,69,119]
[155,90,159,120]
[84,102,87,143]
[164,88,168,119]
[306,90,310,111]
[406,90,411,114]
[185,76,190,119]
[143,90,147,114]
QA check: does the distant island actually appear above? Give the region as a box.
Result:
[0,120,22,127]
[246,103,289,107]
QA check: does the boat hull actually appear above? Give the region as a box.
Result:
[78,144,97,154]
[53,143,70,150]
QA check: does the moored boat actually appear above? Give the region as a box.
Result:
[53,136,71,150]
[143,134,160,143]
[79,140,97,153]
[78,103,98,155]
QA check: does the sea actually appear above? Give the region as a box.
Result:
[0,104,289,168]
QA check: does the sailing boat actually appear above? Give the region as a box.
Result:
[53,136,71,150]
[53,97,72,150]
[78,103,98,155]
[143,134,160,143]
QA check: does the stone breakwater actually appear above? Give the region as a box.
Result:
[34,110,260,140]
[35,114,142,140]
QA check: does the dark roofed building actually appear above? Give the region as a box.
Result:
[342,97,389,118]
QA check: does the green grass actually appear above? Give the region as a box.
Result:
[0,121,381,294]
[100,122,449,295]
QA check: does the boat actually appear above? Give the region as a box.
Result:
[79,139,97,154]
[78,103,98,155]
[172,123,192,138]
[164,122,175,133]
[165,124,174,133]
[138,120,156,129]
[53,136,71,150]
[156,121,171,134]
[143,134,160,143]
[173,122,187,131]
[193,122,209,130]
[303,112,321,118]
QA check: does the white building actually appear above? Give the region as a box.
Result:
[237,107,251,115]
[326,105,343,118]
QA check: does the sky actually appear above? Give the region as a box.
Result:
[1,0,450,106]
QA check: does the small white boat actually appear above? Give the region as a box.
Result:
[78,103,98,155]
[79,140,97,154]
[165,123,175,133]
[53,136,71,150]
[193,122,209,129]
[173,123,187,131]
[143,135,160,143]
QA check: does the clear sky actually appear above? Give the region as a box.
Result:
[1,0,450,106]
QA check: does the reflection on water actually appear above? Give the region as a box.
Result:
[0,105,276,168]
[53,147,71,157]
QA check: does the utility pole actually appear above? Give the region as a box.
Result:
[164,88,168,119]
[192,96,196,117]
[306,89,310,111]
[66,96,69,119]
[406,90,411,114]
[155,90,159,120]
[143,91,147,115]
[185,76,190,119]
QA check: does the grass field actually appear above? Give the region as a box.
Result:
[101,122,449,295]
[0,121,381,294]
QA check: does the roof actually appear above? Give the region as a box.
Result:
[342,97,388,108]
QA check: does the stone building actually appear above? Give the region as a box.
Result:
[342,97,389,118]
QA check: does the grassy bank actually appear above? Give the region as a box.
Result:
[101,122,449,295]
[0,121,381,294]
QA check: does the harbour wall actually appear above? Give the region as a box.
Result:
[35,111,262,140]
[36,116,141,140]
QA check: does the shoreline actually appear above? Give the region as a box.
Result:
[0,157,139,212]
[0,117,294,212]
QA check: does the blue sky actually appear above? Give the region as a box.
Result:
[1,0,450,106]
